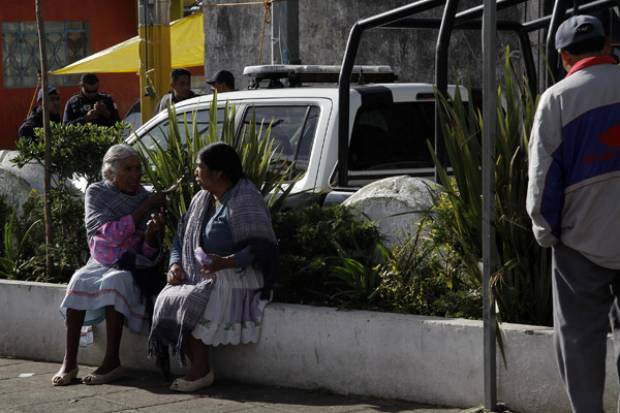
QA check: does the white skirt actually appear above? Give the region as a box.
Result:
[59,258,149,334]
[192,266,268,346]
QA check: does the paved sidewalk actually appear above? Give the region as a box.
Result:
[0,357,470,413]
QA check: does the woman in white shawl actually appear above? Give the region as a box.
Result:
[52,144,166,386]
[149,142,278,393]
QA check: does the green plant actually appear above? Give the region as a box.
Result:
[328,241,388,308]
[432,48,550,325]
[375,215,481,318]
[0,214,42,280]
[13,122,125,188]
[11,189,88,283]
[272,204,383,306]
[136,95,293,246]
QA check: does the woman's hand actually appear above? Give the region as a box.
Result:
[167,263,186,285]
[146,193,167,210]
[133,193,167,225]
[200,254,235,276]
[144,212,165,246]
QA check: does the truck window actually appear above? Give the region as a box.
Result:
[348,101,435,171]
[138,108,225,151]
[241,105,320,174]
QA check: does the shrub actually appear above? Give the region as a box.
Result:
[10,189,88,283]
[272,204,383,306]
[13,122,124,188]
[432,49,550,325]
[374,210,481,318]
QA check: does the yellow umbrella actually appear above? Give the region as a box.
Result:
[51,12,203,75]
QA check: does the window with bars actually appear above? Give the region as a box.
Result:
[2,21,89,88]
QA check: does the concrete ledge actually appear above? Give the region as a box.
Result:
[0,279,618,412]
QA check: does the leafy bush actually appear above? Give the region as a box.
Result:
[13,122,124,187]
[272,204,383,306]
[0,195,13,253]
[432,49,550,325]
[375,211,481,318]
[5,189,88,283]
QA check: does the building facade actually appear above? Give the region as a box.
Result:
[0,0,138,149]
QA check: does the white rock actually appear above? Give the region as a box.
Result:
[342,175,440,247]
[0,150,45,193]
[0,168,33,215]
[0,150,84,200]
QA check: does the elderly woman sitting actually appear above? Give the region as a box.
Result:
[149,142,278,393]
[52,144,166,386]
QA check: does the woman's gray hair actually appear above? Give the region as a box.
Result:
[101,144,139,182]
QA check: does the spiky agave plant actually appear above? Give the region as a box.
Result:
[432,48,551,326]
[135,92,293,248]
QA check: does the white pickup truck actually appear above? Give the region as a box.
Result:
[127,65,466,205]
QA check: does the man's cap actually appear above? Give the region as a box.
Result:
[37,86,58,102]
[171,68,191,81]
[80,73,99,85]
[206,70,235,86]
[555,14,605,50]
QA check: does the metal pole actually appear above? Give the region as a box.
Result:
[545,0,568,87]
[337,23,361,187]
[434,0,459,182]
[337,0,444,188]
[482,0,497,409]
[287,0,300,64]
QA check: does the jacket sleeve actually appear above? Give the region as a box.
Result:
[526,90,564,248]
[17,121,35,141]
[63,99,87,125]
[109,98,120,123]
[155,94,169,115]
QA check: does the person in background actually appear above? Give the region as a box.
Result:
[149,142,277,393]
[63,73,120,126]
[52,144,166,386]
[206,70,235,93]
[156,68,197,114]
[18,86,61,142]
[527,15,620,413]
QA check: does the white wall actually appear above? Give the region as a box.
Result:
[1,279,618,412]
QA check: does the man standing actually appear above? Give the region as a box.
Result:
[18,86,62,142]
[63,73,120,126]
[527,15,620,413]
[156,68,197,114]
[206,70,235,93]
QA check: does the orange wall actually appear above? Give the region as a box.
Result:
[0,0,138,149]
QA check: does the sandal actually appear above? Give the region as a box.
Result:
[51,367,79,386]
[82,366,125,385]
[169,370,215,392]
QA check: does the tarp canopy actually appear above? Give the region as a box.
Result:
[52,12,203,75]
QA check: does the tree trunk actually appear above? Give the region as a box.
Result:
[34,0,53,276]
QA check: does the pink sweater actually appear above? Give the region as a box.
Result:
[88,215,158,265]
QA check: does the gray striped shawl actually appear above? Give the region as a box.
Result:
[178,178,277,285]
[84,181,150,241]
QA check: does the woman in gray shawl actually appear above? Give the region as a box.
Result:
[149,142,278,393]
[52,144,166,386]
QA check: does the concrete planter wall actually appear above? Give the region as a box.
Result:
[0,279,618,412]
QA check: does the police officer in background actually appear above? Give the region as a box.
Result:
[18,86,62,142]
[63,73,120,126]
